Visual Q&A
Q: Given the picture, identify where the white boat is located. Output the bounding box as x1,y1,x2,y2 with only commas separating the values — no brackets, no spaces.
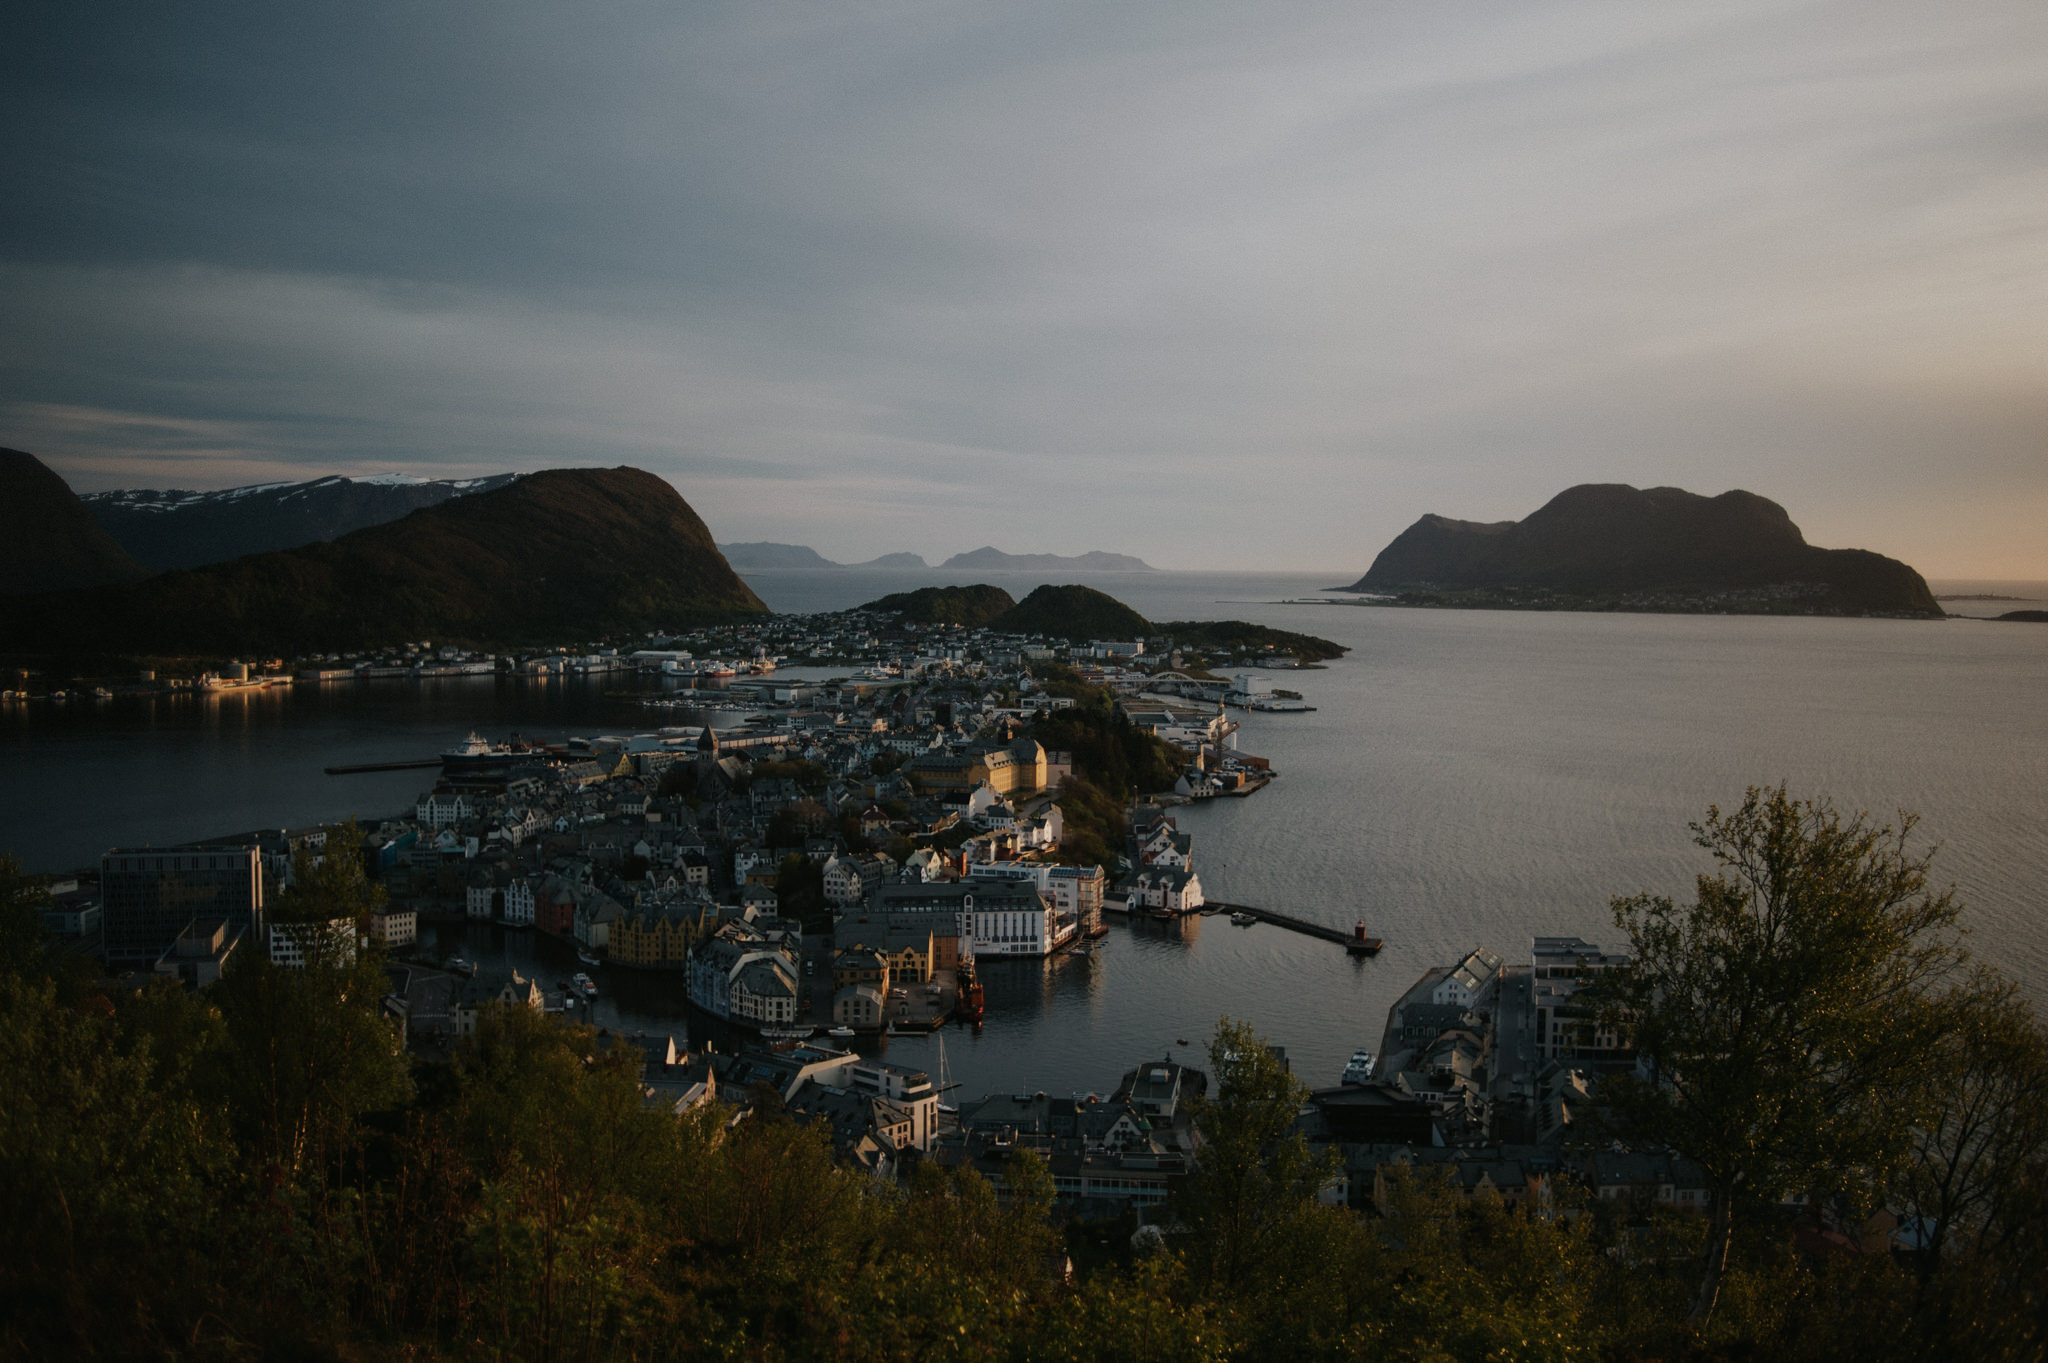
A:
826,1025,855,1039
571,972,598,999
1340,1048,1376,1085
1231,911,1257,926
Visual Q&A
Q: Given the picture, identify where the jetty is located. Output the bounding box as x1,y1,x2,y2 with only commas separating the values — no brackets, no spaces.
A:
325,758,442,775
1207,901,1383,955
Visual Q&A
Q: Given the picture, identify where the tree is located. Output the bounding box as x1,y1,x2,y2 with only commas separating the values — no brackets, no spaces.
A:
211,824,409,1174
1600,786,1968,1327
0,854,50,980
1177,1017,1335,1290
1894,978,2048,1286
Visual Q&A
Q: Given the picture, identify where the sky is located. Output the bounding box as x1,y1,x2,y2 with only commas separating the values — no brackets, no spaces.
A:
4,1,2046,574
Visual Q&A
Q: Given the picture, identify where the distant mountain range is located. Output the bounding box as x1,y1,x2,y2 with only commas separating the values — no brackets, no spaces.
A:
0,448,152,595
2,466,765,655
940,547,1153,572
1347,484,1940,617
718,543,1154,573
84,472,522,571
719,542,931,571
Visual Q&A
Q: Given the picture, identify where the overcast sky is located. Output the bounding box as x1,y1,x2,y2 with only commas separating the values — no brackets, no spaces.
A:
4,2,2045,573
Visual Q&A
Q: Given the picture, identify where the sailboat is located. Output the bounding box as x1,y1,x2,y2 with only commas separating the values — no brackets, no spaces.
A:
935,1032,959,1117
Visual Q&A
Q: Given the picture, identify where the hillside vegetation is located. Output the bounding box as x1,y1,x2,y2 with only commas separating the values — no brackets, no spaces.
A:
2,797,2044,1361
863,583,1017,626
0,448,151,595
0,466,766,655
1154,619,1347,663
995,583,1151,640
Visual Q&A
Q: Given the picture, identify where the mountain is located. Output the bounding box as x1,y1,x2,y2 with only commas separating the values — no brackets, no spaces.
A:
0,448,151,595
1347,484,1941,617
939,547,1153,572
719,543,931,571
0,466,766,655
863,584,1016,626
993,584,1153,640
84,473,522,571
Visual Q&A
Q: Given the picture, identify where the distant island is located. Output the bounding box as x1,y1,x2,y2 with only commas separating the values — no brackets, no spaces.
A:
1343,483,1941,618
719,542,931,571
1997,610,2048,623
1,466,766,656
717,543,1155,573
863,581,1346,660
939,547,1153,572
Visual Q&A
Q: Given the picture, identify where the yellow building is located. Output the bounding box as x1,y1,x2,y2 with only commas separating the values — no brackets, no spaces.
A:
911,738,1047,799
609,904,715,968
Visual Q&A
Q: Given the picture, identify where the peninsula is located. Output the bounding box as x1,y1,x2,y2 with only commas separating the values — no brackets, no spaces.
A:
1343,483,1941,617
0,465,766,656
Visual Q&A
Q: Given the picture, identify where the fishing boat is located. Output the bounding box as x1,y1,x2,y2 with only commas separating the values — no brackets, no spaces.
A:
955,959,985,1024
571,972,598,999
1231,911,1257,927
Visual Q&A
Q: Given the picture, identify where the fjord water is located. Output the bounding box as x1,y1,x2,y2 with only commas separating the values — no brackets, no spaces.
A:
2,570,2043,1103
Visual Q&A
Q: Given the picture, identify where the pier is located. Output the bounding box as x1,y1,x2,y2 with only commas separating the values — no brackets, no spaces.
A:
325,758,443,775
1207,901,1383,954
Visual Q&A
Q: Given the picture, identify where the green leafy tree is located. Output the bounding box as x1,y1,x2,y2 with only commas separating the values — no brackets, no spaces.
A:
211,825,410,1175
1599,786,1968,1327
0,854,49,979
1895,980,2048,1282
1177,1017,1336,1291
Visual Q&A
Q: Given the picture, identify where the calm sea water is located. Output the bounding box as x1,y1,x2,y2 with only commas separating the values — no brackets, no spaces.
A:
3,569,2043,1101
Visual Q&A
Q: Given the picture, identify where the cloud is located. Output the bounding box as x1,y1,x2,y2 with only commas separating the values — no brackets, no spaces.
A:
2,1,2046,571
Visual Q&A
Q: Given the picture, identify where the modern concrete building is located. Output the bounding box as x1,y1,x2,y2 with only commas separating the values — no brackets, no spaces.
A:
100,845,263,966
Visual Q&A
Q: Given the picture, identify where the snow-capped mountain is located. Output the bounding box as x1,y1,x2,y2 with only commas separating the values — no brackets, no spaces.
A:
83,473,521,571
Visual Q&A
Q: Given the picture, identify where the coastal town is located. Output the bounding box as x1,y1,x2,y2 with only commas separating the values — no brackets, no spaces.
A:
11,597,1753,1234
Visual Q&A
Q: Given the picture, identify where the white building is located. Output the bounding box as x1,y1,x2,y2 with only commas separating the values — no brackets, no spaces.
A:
416,790,474,828
268,917,358,969
958,885,1071,959
368,908,417,948
1126,866,1204,914
1432,947,1505,1009
501,876,535,927
686,923,801,1027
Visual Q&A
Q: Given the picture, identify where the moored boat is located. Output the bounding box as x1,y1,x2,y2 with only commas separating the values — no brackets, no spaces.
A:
442,731,516,773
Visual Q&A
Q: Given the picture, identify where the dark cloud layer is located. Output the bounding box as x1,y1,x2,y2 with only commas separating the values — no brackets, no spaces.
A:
4,1,2045,572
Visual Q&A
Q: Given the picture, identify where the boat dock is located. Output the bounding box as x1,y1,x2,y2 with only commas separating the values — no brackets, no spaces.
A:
1207,901,1383,954
325,758,443,775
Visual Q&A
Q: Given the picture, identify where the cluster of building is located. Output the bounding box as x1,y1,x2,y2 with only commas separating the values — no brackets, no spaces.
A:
1288,936,1706,1214
22,607,1349,1217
